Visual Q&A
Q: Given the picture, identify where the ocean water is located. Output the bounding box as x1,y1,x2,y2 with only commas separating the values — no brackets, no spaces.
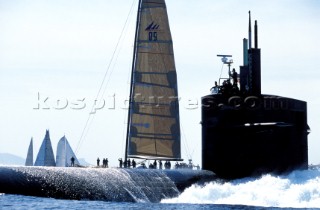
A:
1,168,320,209
0,194,290,210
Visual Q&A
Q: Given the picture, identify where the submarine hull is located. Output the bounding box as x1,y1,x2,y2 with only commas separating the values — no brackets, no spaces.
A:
0,166,215,202
201,94,309,179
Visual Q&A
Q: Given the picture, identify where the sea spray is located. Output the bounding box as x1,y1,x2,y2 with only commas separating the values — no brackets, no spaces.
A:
162,168,320,208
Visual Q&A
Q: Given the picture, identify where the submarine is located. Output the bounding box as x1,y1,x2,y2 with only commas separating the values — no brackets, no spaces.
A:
0,4,309,202
201,11,309,179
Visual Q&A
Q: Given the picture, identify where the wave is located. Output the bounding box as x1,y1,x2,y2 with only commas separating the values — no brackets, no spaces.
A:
162,168,320,208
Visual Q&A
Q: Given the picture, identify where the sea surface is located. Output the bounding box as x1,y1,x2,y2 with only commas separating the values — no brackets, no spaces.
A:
2,168,320,209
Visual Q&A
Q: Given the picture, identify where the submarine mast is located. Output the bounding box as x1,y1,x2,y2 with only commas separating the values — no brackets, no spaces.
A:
240,11,261,95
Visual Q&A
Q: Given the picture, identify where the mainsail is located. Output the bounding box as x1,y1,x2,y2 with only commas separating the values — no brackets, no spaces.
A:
126,0,181,160
34,130,56,166
25,138,33,166
56,136,80,167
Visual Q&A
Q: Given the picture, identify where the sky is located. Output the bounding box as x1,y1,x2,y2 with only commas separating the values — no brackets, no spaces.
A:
0,0,320,167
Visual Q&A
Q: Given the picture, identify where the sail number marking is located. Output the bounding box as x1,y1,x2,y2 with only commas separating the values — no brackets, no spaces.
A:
148,32,157,41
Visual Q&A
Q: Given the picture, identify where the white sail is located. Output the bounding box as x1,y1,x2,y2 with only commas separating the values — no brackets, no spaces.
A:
56,136,80,167
126,0,181,160
34,130,56,166
25,138,33,166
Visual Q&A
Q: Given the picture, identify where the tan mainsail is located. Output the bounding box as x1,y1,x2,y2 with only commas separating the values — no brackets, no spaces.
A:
126,0,181,160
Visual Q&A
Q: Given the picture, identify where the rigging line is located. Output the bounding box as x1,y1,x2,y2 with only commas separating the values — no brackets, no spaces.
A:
101,1,137,128
79,0,137,155
102,0,136,156
181,123,191,160
75,0,137,155
76,0,136,155
100,8,133,108
100,0,138,102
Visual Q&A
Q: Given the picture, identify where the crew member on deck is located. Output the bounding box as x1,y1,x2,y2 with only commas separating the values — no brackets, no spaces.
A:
221,79,232,94
127,159,131,168
97,157,100,167
70,156,75,167
149,163,154,169
105,158,108,168
175,162,179,169
210,81,219,94
118,158,123,168
159,160,163,169
230,68,238,86
196,164,200,170
132,159,136,168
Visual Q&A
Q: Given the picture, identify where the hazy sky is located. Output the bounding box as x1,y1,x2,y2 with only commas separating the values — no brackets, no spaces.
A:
0,0,319,166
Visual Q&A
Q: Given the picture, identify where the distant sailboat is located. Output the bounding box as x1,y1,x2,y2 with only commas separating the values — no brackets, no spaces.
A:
25,138,33,166
34,130,56,166
56,136,80,167
125,0,181,162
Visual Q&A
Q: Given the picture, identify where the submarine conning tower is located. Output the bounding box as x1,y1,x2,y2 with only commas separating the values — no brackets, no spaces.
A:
201,11,309,179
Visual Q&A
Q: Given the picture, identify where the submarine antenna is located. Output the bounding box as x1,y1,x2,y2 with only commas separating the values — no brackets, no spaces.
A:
248,10,252,49
254,20,258,48
217,54,233,76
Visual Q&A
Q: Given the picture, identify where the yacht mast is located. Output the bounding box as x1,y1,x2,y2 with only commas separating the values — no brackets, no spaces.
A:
125,0,142,165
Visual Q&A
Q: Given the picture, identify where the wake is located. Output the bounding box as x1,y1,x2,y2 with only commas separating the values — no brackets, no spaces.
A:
162,168,320,208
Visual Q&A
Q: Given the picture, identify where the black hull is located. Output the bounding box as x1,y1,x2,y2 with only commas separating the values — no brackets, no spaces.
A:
201,94,309,179
0,166,215,202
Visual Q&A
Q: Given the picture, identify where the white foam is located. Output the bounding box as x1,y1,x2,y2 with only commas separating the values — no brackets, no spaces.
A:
162,169,320,208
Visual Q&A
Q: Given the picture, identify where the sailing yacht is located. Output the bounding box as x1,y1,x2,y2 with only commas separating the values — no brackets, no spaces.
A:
125,0,181,163
34,130,56,166
25,138,33,166
56,136,80,167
